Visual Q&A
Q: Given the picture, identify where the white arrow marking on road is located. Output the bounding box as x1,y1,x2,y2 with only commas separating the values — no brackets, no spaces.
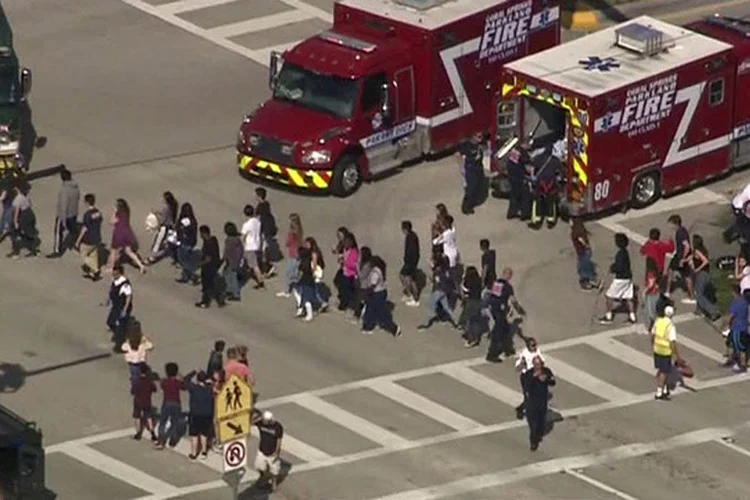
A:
157,0,236,15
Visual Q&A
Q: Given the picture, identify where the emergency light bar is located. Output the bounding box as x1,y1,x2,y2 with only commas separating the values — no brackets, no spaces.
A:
318,31,377,53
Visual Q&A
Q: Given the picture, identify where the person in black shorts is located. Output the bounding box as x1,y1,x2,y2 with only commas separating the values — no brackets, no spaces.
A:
666,214,695,303
399,220,420,307
184,371,215,459
131,364,157,442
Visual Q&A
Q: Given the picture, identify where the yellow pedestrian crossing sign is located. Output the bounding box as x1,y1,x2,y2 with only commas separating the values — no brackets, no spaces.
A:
215,374,253,422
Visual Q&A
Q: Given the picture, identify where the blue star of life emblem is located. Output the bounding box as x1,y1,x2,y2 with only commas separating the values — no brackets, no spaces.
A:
579,56,620,72
538,11,550,26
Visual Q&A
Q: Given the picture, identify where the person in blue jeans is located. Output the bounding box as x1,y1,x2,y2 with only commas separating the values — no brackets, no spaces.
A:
726,286,749,373
418,254,459,330
361,256,402,336
570,219,599,290
154,362,184,449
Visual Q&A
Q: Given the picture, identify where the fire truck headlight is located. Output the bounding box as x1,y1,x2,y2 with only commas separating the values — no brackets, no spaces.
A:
248,134,260,147
0,132,9,145
301,150,331,165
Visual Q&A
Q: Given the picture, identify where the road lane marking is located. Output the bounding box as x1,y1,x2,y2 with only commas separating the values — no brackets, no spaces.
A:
715,437,750,459
157,0,236,15
62,443,178,495
208,10,315,38
249,423,333,462
543,355,636,401
586,337,655,375
441,364,524,408
597,187,727,245
296,394,410,448
131,371,750,500
119,0,267,66
368,380,480,432
367,426,738,500
565,469,641,500
678,335,725,363
277,0,333,23
47,313,701,451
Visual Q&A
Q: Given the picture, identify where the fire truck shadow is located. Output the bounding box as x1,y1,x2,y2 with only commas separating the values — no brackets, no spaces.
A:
19,101,47,170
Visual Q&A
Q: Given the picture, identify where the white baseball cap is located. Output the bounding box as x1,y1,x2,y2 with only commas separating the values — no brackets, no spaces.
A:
664,305,675,318
262,411,273,421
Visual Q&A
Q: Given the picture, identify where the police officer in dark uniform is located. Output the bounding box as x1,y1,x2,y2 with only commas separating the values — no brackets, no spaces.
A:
458,131,486,215
506,140,531,220
485,267,526,363
525,356,556,451
528,153,562,229
106,264,133,350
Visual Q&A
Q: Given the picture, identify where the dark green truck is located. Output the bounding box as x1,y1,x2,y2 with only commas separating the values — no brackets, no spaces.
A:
0,3,31,171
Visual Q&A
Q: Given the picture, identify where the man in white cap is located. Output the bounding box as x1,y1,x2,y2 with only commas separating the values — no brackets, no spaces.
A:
254,410,283,491
651,305,682,400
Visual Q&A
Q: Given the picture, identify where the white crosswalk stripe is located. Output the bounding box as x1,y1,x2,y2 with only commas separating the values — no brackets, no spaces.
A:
48,314,748,499
119,0,330,67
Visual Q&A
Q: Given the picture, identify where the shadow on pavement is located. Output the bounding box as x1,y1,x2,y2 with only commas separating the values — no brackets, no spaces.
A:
19,101,48,171
238,461,292,500
0,353,112,393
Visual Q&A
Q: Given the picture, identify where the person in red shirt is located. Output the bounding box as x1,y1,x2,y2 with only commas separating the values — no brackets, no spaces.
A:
640,228,675,280
224,346,255,386
132,363,157,442
641,258,661,332
154,362,184,450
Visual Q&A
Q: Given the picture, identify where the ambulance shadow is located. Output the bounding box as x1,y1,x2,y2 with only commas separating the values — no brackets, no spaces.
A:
238,462,292,499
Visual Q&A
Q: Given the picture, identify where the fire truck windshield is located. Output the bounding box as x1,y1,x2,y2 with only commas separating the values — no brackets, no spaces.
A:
273,63,358,119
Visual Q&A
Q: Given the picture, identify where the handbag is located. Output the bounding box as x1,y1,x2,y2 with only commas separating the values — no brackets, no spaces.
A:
675,358,694,378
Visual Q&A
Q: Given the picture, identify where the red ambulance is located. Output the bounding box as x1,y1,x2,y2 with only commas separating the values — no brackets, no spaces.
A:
237,0,561,197
493,15,750,216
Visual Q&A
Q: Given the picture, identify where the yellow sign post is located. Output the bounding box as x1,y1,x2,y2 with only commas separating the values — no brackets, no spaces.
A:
215,374,253,444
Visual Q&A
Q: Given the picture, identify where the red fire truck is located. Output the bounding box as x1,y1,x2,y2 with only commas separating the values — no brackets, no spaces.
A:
237,0,561,197
493,15,750,216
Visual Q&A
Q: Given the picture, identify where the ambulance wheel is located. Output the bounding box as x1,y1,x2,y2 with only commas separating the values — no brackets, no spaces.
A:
631,172,660,209
331,155,362,198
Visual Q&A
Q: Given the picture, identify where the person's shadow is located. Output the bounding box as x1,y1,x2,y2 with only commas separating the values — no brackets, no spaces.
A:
238,461,292,499
19,101,47,170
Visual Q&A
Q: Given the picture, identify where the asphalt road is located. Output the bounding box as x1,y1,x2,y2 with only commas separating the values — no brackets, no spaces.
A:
3,0,750,499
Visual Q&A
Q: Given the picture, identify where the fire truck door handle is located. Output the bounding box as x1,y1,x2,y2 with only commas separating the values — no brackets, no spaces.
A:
613,174,621,182
439,97,454,108
702,128,710,137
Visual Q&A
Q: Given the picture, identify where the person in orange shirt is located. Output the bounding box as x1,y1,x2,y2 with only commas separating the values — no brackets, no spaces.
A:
224,346,255,386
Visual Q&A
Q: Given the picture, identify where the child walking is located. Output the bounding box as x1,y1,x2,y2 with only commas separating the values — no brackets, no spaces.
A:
599,233,636,324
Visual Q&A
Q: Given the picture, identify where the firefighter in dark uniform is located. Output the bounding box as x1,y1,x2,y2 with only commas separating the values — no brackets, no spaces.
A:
506,141,531,220
458,131,486,215
484,267,526,363
528,153,562,229
106,264,133,350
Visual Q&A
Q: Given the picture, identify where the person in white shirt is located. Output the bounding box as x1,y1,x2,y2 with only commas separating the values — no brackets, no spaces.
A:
432,215,459,269
724,183,750,245
120,325,154,387
514,337,544,419
241,204,265,289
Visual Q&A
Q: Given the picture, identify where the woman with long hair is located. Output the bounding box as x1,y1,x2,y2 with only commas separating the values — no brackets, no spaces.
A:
108,198,146,273
431,204,449,260
361,255,402,336
120,321,153,387
570,218,599,290
278,213,304,298
642,257,661,332
294,246,317,321
146,191,179,265
692,234,720,320
176,202,199,284
459,266,483,348
305,236,327,310
337,234,359,312
222,222,244,301
354,246,373,319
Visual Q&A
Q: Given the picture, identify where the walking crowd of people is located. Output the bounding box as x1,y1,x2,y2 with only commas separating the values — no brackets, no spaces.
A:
4,158,750,458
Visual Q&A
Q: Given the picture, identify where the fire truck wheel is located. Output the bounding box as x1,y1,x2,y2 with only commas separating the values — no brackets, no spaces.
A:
631,172,661,209
331,155,362,197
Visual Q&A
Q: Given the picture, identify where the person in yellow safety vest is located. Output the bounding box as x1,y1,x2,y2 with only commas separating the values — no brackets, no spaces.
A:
651,305,682,400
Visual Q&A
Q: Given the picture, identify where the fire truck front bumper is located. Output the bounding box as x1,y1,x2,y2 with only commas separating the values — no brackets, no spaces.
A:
237,153,333,192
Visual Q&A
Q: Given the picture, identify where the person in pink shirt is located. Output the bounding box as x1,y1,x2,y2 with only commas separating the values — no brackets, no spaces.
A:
336,233,359,312
277,214,304,298
224,346,255,386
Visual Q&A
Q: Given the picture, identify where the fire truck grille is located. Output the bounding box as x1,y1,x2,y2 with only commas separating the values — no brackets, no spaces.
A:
253,137,294,164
